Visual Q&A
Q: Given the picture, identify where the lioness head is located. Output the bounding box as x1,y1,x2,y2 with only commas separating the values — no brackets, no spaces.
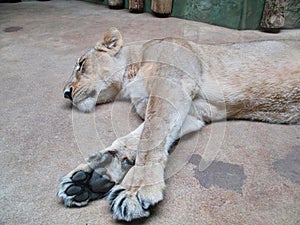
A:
63,28,125,112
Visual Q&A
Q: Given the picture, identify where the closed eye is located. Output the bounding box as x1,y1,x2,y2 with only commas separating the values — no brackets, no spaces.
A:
75,58,86,72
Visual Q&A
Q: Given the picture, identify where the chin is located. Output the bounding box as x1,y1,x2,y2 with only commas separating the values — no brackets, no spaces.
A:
75,97,97,113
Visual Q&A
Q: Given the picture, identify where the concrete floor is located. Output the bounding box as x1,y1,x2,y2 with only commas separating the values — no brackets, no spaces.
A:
1,1,300,224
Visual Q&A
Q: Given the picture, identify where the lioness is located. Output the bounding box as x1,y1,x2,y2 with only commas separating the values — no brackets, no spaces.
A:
58,28,300,221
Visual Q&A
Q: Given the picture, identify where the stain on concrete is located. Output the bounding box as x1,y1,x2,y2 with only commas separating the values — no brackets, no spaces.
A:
273,146,300,184
3,26,23,32
189,154,247,194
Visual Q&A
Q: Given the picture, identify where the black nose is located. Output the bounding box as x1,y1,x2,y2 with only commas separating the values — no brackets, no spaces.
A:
64,87,73,100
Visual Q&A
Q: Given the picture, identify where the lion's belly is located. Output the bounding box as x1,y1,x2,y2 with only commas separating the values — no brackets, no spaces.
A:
193,41,300,124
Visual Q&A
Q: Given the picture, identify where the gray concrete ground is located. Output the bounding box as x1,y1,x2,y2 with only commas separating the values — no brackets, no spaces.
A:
1,1,300,224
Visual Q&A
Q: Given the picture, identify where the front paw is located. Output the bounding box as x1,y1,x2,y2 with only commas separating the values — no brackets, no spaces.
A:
108,182,165,221
57,164,115,207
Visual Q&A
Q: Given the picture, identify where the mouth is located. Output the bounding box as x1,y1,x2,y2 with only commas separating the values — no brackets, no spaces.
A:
74,97,97,113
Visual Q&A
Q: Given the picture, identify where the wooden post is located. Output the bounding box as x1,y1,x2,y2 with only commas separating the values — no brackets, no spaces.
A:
129,0,144,13
108,0,124,9
151,0,173,17
260,0,287,33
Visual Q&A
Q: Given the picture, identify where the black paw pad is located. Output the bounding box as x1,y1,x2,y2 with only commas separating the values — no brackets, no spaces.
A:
89,171,115,193
65,170,115,203
71,170,88,182
66,185,82,196
73,192,89,202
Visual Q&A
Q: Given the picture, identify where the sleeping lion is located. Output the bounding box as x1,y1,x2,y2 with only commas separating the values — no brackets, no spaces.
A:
58,28,300,221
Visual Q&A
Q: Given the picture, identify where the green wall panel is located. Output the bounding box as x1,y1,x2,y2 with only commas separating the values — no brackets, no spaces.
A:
285,0,300,28
80,0,300,30
171,0,265,30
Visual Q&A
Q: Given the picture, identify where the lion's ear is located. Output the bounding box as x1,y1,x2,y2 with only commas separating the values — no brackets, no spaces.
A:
95,28,123,55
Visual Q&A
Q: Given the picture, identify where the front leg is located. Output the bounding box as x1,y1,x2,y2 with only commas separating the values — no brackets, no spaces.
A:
57,123,144,207
57,112,203,208
108,78,195,221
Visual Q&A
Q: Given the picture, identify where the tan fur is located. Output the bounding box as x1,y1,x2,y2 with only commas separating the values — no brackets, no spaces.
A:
60,28,300,221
